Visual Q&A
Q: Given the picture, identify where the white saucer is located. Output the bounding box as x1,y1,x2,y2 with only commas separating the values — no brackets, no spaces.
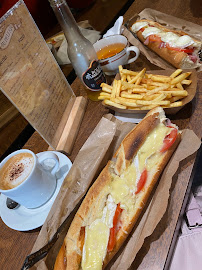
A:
0,151,72,231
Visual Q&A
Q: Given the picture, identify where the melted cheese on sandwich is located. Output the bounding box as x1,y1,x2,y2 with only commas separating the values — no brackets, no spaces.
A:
132,21,200,49
137,122,171,172
81,122,175,270
82,220,109,270
131,21,149,32
82,195,116,270
142,26,162,38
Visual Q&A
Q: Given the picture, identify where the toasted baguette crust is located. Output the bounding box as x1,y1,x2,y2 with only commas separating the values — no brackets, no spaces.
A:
54,243,66,270
54,107,181,270
114,112,159,175
132,19,201,69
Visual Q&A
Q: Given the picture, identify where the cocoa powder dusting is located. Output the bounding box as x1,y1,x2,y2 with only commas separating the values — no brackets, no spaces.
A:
9,163,24,181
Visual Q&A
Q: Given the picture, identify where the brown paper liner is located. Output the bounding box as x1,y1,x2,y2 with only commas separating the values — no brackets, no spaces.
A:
27,115,200,270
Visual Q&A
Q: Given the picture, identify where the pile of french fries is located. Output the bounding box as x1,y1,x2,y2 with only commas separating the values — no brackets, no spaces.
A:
99,66,192,110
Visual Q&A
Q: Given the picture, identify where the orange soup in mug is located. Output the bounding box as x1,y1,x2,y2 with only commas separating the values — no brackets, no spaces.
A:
96,43,126,60
94,35,140,75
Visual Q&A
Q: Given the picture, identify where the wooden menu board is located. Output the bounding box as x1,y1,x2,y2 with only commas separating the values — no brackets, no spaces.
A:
0,0,86,153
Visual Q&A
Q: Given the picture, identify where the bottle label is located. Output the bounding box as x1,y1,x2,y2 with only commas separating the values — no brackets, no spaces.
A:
82,60,106,91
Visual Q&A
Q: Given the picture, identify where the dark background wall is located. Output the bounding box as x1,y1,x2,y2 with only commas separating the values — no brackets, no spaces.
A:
0,0,57,36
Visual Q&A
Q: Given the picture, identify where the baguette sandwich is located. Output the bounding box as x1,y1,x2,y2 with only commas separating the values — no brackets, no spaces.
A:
131,19,201,69
54,107,181,270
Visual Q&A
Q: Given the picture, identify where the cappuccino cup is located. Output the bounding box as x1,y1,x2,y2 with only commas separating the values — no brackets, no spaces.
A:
0,149,59,208
94,34,140,75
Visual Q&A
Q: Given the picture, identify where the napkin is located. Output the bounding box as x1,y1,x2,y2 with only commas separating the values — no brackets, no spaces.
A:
103,16,124,37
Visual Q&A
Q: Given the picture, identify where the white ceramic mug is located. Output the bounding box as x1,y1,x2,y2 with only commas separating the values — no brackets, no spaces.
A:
0,149,59,208
93,34,140,75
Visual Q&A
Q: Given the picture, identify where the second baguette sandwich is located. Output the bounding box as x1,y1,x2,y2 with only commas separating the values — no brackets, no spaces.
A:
54,107,181,270
131,19,201,69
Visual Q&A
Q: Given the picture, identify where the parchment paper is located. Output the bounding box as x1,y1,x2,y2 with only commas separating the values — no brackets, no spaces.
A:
123,8,202,71
29,115,201,270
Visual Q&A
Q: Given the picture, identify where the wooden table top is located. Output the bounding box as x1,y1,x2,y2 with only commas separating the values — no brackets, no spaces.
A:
0,0,202,270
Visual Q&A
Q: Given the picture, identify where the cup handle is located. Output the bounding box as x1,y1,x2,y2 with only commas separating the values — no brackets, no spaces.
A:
38,152,59,176
126,46,140,64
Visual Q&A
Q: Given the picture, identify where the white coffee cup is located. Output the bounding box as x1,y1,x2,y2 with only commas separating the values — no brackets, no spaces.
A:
0,149,59,208
94,34,140,75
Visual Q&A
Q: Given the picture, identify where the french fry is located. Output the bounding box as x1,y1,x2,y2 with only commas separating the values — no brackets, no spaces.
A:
141,78,150,84
127,75,132,82
170,69,182,78
165,93,172,99
119,65,125,82
181,79,192,85
121,92,143,100
128,89,133,94
111,80,117,98
142,94,160,101
149,81,169,87
115,80,122,97
171,72,191,85
121,81,144,89
121,69,138,76
98,95,110,100
101,83,113,89
131,88,148,93
101,86,112,93
136,100,170,106
119,65,123,74
121,74,127,82
164,101,183,108
128,68,146,84
150,75,171,83
100,92,111,97
145,84,169,96
135,77,142,85
146,85,156,90
145,73,152,79
110,97,122,104
99,92,111,97
169,96,184,103
115,98,142,108
176,82,184,90
160,90,188,96
104,99,127,109
153,93,167,101
115,97,140,103
136,105,157,110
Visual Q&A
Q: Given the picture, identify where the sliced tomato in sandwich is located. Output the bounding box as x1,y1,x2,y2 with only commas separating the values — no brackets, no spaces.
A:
166,44,194,54
108,203,123,252
149,34,162,43
139,27,145,32
135,168,148,195
160,128,178,153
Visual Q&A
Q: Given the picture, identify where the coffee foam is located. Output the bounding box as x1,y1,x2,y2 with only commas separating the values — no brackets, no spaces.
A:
0,152,34,190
